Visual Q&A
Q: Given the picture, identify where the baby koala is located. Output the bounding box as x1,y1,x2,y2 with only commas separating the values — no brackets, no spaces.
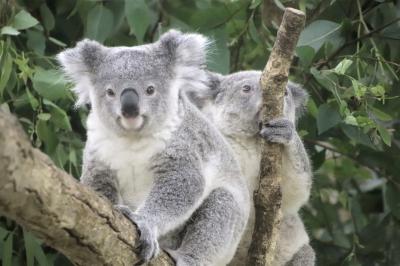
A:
194,70,315,266
57,30,250,266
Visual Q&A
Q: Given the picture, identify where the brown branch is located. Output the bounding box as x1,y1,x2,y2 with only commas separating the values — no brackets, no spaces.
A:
0,110,174,266
247,8,305,266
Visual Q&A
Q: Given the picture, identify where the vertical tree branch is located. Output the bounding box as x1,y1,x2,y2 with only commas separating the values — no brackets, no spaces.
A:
247,8,305,266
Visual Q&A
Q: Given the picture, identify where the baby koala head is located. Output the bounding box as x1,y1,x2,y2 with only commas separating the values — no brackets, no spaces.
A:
57,30,209,137
198,70,308,138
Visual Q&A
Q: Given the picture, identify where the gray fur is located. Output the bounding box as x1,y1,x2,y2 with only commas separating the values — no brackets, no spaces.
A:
57,30,249,266
286,244,316,266
195,70,314,266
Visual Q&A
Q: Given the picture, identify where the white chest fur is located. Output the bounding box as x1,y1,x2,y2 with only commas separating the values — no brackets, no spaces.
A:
227,136,261,193
86,114,175,210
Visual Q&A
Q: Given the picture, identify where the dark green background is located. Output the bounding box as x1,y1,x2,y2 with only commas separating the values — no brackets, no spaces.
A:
0,0,399,265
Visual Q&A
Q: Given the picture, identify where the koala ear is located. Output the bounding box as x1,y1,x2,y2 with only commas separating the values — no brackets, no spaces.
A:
287,81,309,117
187,71,223,108
159,29,210,68
57,39,106,106
159,29,212,98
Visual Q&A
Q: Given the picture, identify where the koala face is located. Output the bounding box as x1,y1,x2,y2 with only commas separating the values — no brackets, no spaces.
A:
57,30,209,136
208,71,263,137
90,49,175,135
201,71,308,137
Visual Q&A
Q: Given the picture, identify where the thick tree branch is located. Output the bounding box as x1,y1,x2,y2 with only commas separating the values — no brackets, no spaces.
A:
247,8,305,266
0,110,173,266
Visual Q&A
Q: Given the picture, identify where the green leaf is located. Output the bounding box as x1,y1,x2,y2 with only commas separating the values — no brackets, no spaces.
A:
125,0,150,43
12,10,39,30
24,230,35,266
2,233,13,266
32,68,68,101
298,20,343,52
369,106,392,121
350,197,368,232
24,230,49,266
33,242,49,266
377,124,391,146
40,4,55,31
386,183,400,220
370,85,385,98
36,119,57,154
0,26,20,36
334,59,353,75
43,99,72,131
307,98,318,118
37,113,51,121
249,0,262,9
0,52,13,97
296,46,315,67
26,88,39,109
351,78,367,99
27,30,46,55
341,124,376,149
317,103,341,134
248,16,261,44
344,115,358,126
85,4,114,43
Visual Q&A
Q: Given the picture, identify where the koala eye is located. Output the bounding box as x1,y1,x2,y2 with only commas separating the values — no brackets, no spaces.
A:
146,85,155,96
242,85,252,93
106,88,115,97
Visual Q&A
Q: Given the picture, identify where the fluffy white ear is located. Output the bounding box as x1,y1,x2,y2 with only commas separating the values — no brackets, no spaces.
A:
159,29,212,98
287,81,309,118
187,71,223,108
56,39,106,106
159,29,210,68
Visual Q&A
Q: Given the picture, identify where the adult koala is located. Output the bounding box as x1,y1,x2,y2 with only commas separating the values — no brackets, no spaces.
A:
196,71,315,266
57,30,249,266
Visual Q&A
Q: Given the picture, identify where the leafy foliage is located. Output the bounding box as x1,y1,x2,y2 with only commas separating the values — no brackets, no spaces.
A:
0,0,399,265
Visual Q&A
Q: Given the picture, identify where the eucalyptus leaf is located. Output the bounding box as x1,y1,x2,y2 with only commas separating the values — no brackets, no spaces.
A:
298,20,343,52
125,0,150,43
32,68,68,101
12,10,39,30
317,103,342,134
85,4,114,43
0,26,20,36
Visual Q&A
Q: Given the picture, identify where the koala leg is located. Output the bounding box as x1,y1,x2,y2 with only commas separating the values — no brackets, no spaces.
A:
285,244,315,266
165,188,246,266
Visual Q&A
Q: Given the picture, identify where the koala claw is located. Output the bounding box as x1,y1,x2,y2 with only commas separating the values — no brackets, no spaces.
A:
114,205,160,264
260,118,294,144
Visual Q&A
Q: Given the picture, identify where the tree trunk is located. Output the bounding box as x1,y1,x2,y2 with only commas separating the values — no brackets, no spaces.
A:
0,110,173,266
247,8,306,266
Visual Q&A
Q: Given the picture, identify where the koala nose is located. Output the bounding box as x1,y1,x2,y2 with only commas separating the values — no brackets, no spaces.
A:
120,88,139,118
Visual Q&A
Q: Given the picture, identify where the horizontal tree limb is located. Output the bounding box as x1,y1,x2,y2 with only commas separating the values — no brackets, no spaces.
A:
0,110,173,266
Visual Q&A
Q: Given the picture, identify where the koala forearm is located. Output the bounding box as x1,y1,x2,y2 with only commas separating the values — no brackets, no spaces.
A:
81,158,120,205
136,171,204,235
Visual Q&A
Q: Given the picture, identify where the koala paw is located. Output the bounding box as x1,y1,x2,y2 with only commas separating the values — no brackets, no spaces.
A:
114,205,160,265
165,249,201,266
260,118,294,145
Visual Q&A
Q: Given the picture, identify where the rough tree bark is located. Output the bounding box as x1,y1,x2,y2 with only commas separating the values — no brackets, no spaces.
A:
247,8,305,266
0,109,173,266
